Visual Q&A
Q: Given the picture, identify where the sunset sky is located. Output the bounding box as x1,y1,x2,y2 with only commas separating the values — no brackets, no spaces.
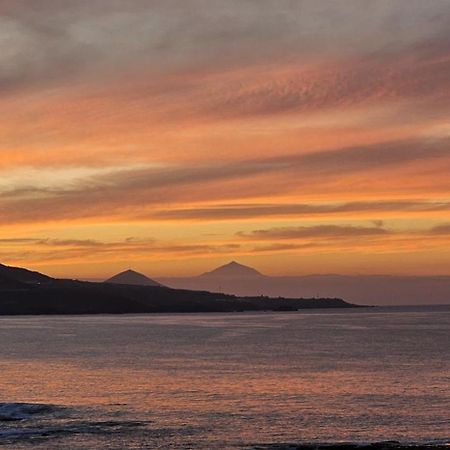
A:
1,0,450,278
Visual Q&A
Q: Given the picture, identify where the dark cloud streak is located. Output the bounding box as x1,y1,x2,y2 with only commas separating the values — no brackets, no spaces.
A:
238,225,390,240
1,137,449,224
151,200,450,221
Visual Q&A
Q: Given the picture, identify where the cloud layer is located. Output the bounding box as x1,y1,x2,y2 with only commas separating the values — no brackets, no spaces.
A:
0,0,449,277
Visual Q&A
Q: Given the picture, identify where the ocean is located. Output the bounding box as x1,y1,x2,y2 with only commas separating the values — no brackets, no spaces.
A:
0,306,449,449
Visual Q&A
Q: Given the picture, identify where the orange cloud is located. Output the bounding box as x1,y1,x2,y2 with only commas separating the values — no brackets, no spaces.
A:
1,1,449,277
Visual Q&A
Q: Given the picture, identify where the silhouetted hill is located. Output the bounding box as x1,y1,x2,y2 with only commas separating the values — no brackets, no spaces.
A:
105,269,162,287
0,263,51,284
0,273,28,290
0,264,357,315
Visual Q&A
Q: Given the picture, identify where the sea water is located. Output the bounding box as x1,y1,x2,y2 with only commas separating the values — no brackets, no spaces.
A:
0,306,449,449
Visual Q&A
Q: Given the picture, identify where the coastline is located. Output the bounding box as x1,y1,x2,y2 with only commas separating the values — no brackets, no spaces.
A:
0,279,357,315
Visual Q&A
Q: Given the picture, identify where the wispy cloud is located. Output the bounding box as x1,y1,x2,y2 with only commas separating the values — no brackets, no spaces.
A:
1,137,449,225
238,225,390,240
152,200,450,221
0,236,242,265
430,223,450,234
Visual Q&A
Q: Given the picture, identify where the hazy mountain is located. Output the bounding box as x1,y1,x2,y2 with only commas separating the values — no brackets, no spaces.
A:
200,261,263,278
158,262,450,306
0,263,51,284
105,269,163,287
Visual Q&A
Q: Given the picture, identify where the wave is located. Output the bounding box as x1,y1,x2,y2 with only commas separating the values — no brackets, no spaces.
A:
0,421,147,439
0,403,57,422
0,403,148,444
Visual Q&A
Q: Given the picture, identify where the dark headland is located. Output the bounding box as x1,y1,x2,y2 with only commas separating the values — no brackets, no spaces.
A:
0,263,358,315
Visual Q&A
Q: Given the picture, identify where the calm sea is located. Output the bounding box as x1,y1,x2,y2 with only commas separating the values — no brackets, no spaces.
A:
0,306,449,449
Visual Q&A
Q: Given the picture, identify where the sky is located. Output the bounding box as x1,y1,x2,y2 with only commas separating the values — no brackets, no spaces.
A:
1,0,450,279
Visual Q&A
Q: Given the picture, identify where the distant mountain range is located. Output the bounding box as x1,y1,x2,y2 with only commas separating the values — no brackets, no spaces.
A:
0,263,355,315
157,261,450,306
4,260,446,311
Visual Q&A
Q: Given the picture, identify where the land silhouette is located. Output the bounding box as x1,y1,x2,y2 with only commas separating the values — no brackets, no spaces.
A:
0,263,355,315
157,261,450,306
105,269,162,287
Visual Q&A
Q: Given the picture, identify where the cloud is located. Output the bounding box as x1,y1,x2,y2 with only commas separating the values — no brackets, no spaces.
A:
251,242,321,253
151,200,450,221
1,1,449,277
1,2,449,180
430,223,450,235
2,224,449,269
1,0,449,95
238,225,390,240
196,53,450,121
0,235,242,265
0,136,449,225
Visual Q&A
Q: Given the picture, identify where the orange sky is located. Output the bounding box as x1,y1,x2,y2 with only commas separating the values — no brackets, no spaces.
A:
1,0,449,278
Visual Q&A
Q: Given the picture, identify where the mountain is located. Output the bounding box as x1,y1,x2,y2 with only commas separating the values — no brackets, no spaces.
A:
200,261,263,278
157,263,450,306
0,262,360,315
0,273,28,290
0,263,356,315
0,263,51,284
105,269,162,287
